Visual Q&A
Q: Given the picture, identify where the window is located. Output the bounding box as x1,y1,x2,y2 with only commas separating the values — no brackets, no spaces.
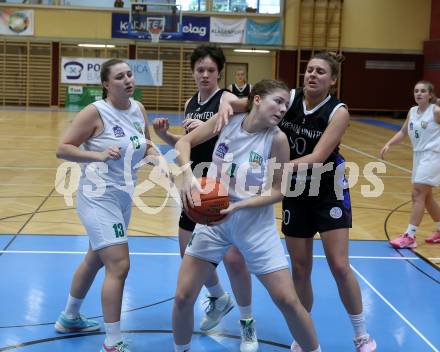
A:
211,0,280,14
176,0,206,11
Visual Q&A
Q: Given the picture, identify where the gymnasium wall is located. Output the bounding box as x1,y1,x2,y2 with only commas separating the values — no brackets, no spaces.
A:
0,1,434,111
282,0,431,111
424,0,440,92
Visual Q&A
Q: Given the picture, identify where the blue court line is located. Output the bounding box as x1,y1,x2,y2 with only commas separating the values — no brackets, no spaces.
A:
354,117,403,131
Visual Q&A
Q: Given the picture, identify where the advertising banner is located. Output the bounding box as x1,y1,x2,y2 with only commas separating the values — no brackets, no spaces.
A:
181,16,209,41
112,13,184,41
61,58,163,86
0,9,34,36
65,86,142,110
210,17,246,43
246,19,281,45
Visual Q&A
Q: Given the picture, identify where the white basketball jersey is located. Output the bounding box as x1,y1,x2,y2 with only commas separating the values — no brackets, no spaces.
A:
408,104,440,152
208,113,278,201
79,99,147,191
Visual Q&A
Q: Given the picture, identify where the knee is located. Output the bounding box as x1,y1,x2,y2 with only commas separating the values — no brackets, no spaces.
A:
174,290,197,311
411,187,426,203
329,261,351,282
106,257,130,280
291,259,312,281
224,248,247,275
272,292,302,313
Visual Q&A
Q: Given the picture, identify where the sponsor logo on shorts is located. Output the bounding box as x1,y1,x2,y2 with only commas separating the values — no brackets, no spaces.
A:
215,143,229,159
329,207,342,219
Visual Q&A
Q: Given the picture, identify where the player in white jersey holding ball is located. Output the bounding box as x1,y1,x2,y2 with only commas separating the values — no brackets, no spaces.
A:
172,79,321,352
381,80,440,247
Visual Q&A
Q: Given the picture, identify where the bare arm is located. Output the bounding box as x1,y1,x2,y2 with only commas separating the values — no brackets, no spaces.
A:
152,99,192,147
175,114,223,208
137,102,161,157
56,104,121,162
380,112,409,159
289,106,350,168
434,105,440,124
223,130,290,213
215,92,248,133
175,113,221,167
152,117,182,147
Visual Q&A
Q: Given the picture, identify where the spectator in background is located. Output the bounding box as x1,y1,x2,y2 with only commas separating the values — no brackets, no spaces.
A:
228,69,252,99
114,0,124,8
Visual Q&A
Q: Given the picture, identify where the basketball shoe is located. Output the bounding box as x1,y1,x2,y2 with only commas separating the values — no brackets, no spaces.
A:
101,340,130,352
200,292,234,331
389,233,417,248
55,312,100,333
354,335,377,352
425,230,440,243
239,318,258,352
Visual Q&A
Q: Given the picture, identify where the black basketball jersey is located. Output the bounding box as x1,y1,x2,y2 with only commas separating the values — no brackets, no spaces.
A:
279,88,347,181
231,83,251,98
185,89,225,175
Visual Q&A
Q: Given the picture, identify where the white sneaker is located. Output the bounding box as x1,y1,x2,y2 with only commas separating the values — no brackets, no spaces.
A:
199,293,234,331
239,319,259,352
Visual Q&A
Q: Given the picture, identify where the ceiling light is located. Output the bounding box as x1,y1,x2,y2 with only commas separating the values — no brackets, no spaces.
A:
78,44,116,48
233,49,270,54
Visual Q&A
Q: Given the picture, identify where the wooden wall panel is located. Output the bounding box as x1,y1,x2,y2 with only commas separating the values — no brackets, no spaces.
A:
0,40,51,107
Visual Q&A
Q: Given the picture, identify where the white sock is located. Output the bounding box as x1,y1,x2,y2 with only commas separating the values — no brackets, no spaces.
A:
349,312,368,338
174,343,191,352
64,294,83,318
309,346,321,352
104,321,122,347
405,224,417,237
436,221,440,230
205,282,225,298
238,304,253,320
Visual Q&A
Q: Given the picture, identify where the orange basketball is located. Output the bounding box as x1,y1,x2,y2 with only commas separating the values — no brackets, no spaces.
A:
184,177,229,225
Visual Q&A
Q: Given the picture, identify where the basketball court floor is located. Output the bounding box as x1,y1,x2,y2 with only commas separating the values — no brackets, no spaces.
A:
0,109,439,351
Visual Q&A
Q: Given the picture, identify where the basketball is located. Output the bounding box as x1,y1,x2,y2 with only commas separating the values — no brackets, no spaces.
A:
184,177,229,225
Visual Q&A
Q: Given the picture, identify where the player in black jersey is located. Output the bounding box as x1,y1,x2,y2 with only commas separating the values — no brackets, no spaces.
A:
228,69,252,98
217,52,376,352
280,52,376,352
153,44,257,352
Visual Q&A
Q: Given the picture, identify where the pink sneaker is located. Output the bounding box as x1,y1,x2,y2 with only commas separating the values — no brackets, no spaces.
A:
425,230,440,244
100,341,130,352
354,335,377,352
290,341,303,352
389,233,417,248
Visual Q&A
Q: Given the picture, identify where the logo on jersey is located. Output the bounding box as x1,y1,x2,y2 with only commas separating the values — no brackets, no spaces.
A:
133,121,143,134
421,121,428,129
215,143,229,159
226,163,237,178
409,122,413,130
249,151,263,168
113,125,125,137
329,207,342,219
